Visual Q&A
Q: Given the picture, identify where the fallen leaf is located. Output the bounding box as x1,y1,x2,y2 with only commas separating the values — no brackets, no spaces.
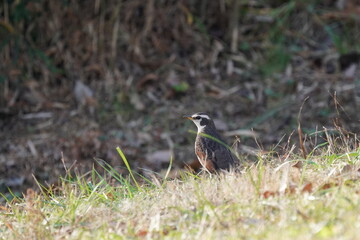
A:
224,129,258,138
320,182,338,190
263,190,278,199
145,150,172,168
0,205,10,212
297,209,309,220
5,176,25,187
302,183,313,193
136,73,158,90
285,184,296,195
130,92,145,110
74,80,96,106
136,229,148,237
343,63,357,79
293,161,303,169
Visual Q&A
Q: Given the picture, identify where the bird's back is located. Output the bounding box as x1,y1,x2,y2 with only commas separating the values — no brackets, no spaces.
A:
196,127,237,170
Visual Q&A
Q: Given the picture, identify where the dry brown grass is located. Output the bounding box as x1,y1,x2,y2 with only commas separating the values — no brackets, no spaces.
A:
1,142,360,239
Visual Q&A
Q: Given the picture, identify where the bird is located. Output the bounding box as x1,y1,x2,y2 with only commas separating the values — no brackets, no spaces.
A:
183,112,237,172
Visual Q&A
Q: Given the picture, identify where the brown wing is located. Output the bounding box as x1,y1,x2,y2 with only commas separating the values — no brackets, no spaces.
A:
198,136,237,170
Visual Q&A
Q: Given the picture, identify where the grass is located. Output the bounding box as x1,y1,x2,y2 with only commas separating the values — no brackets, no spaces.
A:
1,143,360,239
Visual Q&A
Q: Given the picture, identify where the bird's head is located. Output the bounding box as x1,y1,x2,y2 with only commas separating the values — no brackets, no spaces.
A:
183,112,214,132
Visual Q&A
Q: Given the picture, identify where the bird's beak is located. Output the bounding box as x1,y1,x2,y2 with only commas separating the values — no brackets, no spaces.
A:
183,115,193,120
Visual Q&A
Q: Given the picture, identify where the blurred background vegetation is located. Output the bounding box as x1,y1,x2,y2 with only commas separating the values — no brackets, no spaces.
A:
1,0,359,197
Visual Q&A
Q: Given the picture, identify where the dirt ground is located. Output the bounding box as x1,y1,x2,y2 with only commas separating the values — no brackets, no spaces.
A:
1,1,359,197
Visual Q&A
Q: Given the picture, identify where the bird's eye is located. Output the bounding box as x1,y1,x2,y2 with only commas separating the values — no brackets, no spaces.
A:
194,116,200,120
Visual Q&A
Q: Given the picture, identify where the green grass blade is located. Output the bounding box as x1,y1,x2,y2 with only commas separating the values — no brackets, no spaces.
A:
116,146,141,191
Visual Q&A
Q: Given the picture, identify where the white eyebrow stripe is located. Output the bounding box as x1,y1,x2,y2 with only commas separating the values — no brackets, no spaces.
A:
197,114,210,119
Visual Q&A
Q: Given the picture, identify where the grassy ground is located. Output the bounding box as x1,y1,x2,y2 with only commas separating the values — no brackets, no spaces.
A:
1,143,359,239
